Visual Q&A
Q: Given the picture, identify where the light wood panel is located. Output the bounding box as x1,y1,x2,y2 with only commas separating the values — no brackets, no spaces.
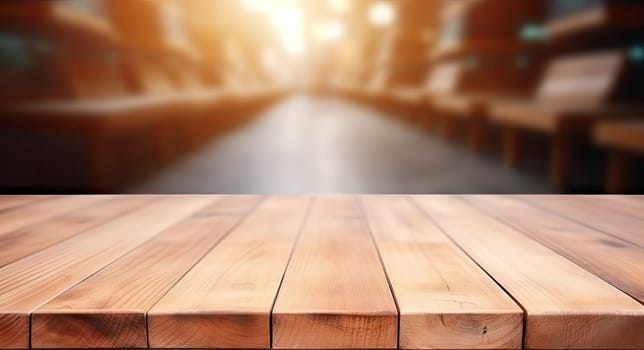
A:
0,196,155,268
362,196,523,350
148,196,311,349
522,195,644,247
413,195,644,350
0,196,215,349
31,196,261,349
199,195,265,215
466,195,644,304
0,196,108,237
272,197,397,349
0,196,51,212
595,195,644,219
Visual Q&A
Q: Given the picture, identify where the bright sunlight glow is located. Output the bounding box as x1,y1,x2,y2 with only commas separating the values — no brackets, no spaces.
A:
369,1,395,27
328,0,352,14
314,21,345,42
242,0,306,57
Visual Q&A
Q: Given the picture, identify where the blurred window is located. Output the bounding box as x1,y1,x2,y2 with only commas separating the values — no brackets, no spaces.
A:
0,33,33,69
0,31,56,101
160,4,189,44
56,0,105,17
519,24,547,42
439,15,465,45
549,0,605,19
629,45,644,63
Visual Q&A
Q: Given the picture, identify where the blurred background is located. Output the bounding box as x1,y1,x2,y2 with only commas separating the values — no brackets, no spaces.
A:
0,0,643,194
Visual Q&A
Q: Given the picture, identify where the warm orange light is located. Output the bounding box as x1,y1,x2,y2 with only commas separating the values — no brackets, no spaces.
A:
328,0,351,14
271,7,305,56
314,21,345,42
240,0,306,57
368,1,395,27
241,0,265,12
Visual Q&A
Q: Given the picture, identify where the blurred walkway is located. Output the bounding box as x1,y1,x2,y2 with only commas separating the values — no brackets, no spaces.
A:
130,95,553,193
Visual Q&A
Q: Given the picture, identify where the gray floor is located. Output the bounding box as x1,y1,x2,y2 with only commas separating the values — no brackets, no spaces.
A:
130,95,553,194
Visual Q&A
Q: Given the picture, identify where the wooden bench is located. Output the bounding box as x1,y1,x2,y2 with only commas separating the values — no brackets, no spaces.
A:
488,50,635,189
595,120,644,193
428,0,547,152
380,17,438,120
430,56,544,152
0,3,154,191
0,2,225,192
547,0,644,39
424,62,467,135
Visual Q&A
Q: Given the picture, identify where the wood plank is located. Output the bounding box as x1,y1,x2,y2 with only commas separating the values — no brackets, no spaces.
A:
582,196,644,221
0,196,215,349
465,195,644,304
31,196,261,349
0,196,51,212
148,196,310,349
272,197,397,350
361,196,523,350
412,195,644,350
200,195,265,215
0,196,109,237
521,195,644,247
595,196,644,220
0,196,156,268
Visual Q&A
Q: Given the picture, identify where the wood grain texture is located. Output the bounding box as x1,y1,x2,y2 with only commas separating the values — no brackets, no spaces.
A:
0,196,51,212
31,196,261,349
148,196,310,349
362,196,523,350
413,196,644,350
0,196,155,268
521,196,644,247
0,196,215,349
466,196,644,304
272,197,397,349
595,195,644,220
0,196,108,237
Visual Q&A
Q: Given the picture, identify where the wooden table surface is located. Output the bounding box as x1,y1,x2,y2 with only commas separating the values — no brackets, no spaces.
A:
0,195,642,350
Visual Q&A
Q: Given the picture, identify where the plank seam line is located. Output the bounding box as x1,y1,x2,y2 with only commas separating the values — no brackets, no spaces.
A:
268,196,315,350
144,195,266,348
407,195,529,350
0,197,155,270
358,196,401,350
468,196,644,306
26,196,219,349
0,196,108,240
516,196,643,248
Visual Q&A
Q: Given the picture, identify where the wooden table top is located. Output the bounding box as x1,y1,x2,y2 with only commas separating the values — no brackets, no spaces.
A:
0,195,642,350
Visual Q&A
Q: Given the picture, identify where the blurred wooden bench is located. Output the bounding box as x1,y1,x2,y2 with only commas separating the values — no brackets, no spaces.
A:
381,24,437,121
547,0,644,39
0,2,223,191
488,50,634,189
424,62,466,135
427,0,547,152
595,120,644,193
